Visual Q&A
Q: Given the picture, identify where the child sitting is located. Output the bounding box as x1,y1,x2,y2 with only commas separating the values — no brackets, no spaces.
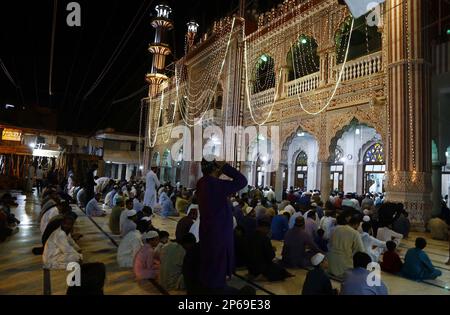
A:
380,241,403,274
401,238,442,281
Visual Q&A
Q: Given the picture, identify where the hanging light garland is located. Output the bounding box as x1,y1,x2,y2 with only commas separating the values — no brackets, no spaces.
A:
175,17,237,127
292,18,354,116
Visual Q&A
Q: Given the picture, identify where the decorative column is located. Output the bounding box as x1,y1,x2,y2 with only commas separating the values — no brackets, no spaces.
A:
275,163,286,201
385,0,432,230
318,160,331,202
318,50,329,87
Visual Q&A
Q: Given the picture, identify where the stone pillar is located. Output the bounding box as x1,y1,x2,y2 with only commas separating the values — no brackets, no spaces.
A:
385,0,432,230
318,160,331,202
327,51,336,84
431,163,444,217
275,164,286,201
356,163,364,195
319,51,329,87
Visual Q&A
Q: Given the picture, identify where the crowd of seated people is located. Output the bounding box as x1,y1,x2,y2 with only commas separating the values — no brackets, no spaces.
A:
3,161,449,296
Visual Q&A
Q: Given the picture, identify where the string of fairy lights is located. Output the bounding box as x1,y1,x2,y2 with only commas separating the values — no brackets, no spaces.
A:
147,0,385,146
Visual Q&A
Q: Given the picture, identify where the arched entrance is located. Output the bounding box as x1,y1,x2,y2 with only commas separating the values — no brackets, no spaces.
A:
282,130,319,192
329,120,384,194
362,142,386,194
294,151,308,190
160,149,172,184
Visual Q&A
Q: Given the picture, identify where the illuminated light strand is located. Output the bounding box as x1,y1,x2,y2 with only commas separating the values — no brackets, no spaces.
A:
175,17,237,127
293,18,354,116
175,20,234,114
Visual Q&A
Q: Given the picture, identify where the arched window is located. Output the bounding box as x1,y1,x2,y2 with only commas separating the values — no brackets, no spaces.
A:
253,54,275,94
335,16,382,64
364,143,385,164
287,35,320,81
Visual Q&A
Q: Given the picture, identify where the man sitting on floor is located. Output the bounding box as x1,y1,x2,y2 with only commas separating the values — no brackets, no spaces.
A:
109,197,125,235
401,237,442,281
43,215,83,270
120,210,138,238
428,216,449,241
117,223,144,268
134,231,161,281
246,218,292,282
86,193,106,217
159,235,191,291
302,253,338,295
327,215,365,278
40,201,70,235
341,252,388,295
175,205,198,242
282,216,321,268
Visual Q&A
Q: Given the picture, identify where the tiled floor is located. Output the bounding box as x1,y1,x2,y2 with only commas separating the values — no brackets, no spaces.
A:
1,192,450,295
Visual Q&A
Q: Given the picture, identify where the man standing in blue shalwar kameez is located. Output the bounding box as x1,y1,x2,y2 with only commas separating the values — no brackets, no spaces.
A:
197,159,247,294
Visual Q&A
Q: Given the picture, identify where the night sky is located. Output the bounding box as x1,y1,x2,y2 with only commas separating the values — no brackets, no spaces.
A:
0,0,284,135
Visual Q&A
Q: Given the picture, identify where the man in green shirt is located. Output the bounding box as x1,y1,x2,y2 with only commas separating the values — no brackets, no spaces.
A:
109,197,125,235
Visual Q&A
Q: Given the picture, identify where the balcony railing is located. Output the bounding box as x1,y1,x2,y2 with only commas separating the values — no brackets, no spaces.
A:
284,72,320,98
335,51,383,82
249,87,276,108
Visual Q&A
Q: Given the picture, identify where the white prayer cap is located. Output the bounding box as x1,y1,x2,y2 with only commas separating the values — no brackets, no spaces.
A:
232,201,239,207
143,231,159,240
141,216,152,222
187,204,199,216
284,205,295,216
243,206,254,216
127,210,137,218
363,215,371,223
311,253,326,266
311,203,318,207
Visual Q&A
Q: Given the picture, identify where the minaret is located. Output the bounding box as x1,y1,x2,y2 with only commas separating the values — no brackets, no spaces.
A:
146,2,174,97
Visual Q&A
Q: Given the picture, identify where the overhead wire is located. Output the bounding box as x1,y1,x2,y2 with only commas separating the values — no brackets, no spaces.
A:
82,0,154,100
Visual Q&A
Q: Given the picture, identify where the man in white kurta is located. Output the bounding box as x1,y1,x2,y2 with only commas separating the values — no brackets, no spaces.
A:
43,224,82,270
117,228,143,268
327,219,366,277
95,177,111,194
144,168,160,208
40,205,60,234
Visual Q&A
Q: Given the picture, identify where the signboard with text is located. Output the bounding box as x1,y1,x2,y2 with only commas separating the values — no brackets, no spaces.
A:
1,129,22,142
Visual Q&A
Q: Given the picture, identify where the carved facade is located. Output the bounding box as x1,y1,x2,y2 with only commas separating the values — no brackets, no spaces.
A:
145,0,441,229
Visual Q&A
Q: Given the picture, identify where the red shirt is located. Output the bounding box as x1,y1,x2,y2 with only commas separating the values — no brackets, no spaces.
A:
381,251,403,274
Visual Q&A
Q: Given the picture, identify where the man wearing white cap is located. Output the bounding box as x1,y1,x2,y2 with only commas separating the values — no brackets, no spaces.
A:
120,210,138,238
302,253,337,295
134,231,160,281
